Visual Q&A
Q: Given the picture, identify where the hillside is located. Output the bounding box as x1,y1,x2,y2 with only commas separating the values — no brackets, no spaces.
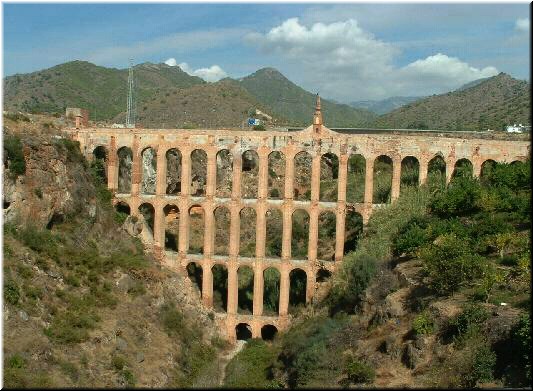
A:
4,61,204,121
373,73,531,131
238,68,378,127
350,96,423,115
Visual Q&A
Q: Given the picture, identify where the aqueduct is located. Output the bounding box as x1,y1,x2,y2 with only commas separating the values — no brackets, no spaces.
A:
67,97,529,341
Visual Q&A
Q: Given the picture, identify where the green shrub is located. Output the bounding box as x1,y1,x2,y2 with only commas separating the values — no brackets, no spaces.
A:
4,134,26,178
413,311,434,335
430,176,481,217
34,188,43,199
393,216,432,256
513,313,531,382
4,112,30,122
343,358,375,385
160,302,185,337
122,369,136,387
4,279,21,305
7,354,26,369
465,343,496,387
111,355,128,371
451,304,490,339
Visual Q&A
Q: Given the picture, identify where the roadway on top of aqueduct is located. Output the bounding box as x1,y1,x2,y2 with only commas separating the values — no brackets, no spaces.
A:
67,97,530,342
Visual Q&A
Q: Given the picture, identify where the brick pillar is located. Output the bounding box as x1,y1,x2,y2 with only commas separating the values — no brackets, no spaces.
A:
305,268,315,304
281,203,292,259
227,264,238,315
311,154,321,202
229,203,240,257
446,158,456,184
284,152,295,199
279,264,290,316
108,136,118,192
258,148,269,199
419,157,428,185
364,157,374,204
473,161,482,178
337,154,348,203
181,148,191,196
253,262,264,316
308,206,319,261
204,204,215,256
131,136,141,196
334,205,346,261
202,261,213,307
206,149,216,198
156,144,167,196
256,202,266,258
391,156,402,202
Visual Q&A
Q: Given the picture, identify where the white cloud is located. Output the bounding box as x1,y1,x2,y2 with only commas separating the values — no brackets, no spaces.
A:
515,17,529,33
164,59,228,82
247,18,500,100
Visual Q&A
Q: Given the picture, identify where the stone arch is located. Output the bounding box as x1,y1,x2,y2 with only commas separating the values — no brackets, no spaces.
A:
212,264,228,313
188,204,204,254
373,155,393,203
186,262,202,296
401,156,420,191
92,145,107,183
190,149,207,196
114,201,130,216
268,151,285,199
294,151,312,200
141,146,157,195
480,159,497,181
214,206,231,256
344,210,363,254
453,158,473,179
289,268,307,314
138,203,155,241
237,265,254,314
291,209,309,260
216,149,233,198
166,148,182,195
317,211,336,261
261,325,278,341
346,154,365,203
163,204,180,252
239,207,256,257
427,154,446,187
117,146,132,193
263,267,280,315
265,209,283,258
241,150,259,199
320,152,339,202
235,323,252,341
316,268,332,283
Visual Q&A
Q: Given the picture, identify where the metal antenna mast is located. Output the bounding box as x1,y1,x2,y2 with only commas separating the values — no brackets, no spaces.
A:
126,59,136,128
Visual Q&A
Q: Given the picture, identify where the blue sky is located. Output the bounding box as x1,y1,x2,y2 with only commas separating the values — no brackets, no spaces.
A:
3,3,530,102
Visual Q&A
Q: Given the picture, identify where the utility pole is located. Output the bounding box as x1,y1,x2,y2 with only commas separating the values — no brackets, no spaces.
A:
126,59,136,128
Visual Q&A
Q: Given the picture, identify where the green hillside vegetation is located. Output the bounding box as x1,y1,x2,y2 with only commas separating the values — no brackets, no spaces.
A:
224,160,531,388
373,73,531,131
239,68,377,127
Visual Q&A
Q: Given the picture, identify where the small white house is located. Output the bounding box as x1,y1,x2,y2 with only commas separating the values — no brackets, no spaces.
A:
506,123,525,133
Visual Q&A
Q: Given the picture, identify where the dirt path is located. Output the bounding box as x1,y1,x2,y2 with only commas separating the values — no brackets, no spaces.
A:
218,340,246,386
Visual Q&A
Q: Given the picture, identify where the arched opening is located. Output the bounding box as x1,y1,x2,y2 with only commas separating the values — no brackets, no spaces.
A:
320,152,339,202
373,155,393,204
317,211,336,261
212,264,228,313
236,323,252,341
268,151,285,199
261,325,278,341
241,150,259,199
216,149,233,198
164,204,180,252
401,156,419,192
138,203,155,240
214,206,231,256
316,268,332,283
346,154,365,203
141,147,157,195
239,207,256,257
344,210,364,254
263,267,280,315
427,154,446,188
117,146,132,193
453,158,473,179
480,159,497,182
291,209,309,259
265,209,283,258
115,201,130,215
237,266,254,314
188,205,204,254
92,146,107,184
294,151,312,200
186,262,202,296
289,268,307,314
190,149,207,196
166,148,182,195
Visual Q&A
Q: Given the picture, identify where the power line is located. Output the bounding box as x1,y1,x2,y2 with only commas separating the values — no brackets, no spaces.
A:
126,59,136,128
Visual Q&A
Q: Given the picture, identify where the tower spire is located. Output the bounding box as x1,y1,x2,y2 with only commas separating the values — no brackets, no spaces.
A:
313,93,322,130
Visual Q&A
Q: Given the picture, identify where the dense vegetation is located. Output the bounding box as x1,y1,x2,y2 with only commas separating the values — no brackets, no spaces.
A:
224,160,531,388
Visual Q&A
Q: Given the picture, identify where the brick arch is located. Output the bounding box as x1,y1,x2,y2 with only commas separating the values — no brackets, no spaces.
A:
400,155,420,191
237,265,254,314
294,151,312,201
186,262,203,296
241,149,259,199
373,155,393,204
165,148,182,195
291,209,309,260
216,148,233,198
213,205,231,256
239,207,257,257
138,202,155,241
261,324,278,340
268,150,286,200
190,149,208,196
117,146,133,193
141,146,157,195
453,158,473,179
188,204,205,254
289,268,307,313
320,152,339,202
163,204,180,252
